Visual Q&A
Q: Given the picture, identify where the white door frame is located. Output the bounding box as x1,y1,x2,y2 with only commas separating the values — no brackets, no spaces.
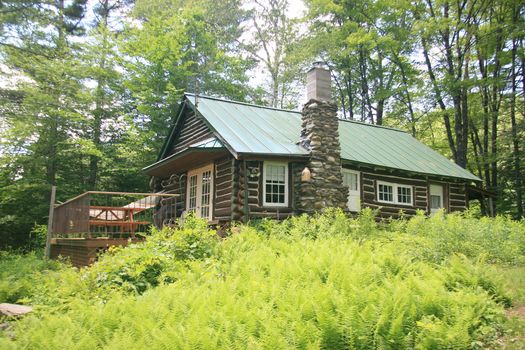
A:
186,163,214,221
342,169,361,212
429,183,444,214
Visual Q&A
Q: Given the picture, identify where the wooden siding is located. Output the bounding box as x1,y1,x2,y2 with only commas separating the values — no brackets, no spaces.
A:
360,172,428,218
214,156,234,222
231,160,295,221
449,183,468,212
50,239,138,268
168,111,214,156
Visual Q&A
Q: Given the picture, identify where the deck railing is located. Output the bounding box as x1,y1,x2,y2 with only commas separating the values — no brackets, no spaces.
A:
51,191,180,239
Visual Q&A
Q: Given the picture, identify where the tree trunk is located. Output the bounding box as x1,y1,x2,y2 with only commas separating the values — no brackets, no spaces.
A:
511,37,523,218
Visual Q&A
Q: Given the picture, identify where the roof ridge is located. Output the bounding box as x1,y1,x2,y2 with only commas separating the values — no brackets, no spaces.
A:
184,92,301,114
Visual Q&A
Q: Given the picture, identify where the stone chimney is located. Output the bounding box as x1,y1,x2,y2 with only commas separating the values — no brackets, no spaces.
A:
298,63,347,213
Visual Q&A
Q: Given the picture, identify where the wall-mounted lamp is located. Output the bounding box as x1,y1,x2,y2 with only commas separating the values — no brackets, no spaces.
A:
301,167,312,182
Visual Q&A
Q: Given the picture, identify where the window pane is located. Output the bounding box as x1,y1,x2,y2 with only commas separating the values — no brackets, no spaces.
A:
430,195,441,209
265,164,287,204
397,186,412,204
188,175,198,211
378,184,393,202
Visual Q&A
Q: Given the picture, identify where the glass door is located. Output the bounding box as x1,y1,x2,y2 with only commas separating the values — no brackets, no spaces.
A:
186,164,214,221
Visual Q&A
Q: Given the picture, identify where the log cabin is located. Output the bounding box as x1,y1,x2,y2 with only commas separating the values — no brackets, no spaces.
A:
144,64,488,224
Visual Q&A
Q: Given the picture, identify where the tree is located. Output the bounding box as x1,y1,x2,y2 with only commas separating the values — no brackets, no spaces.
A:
242,0,302,108
121,0,252,153
0,0,89,248
304,0,415,124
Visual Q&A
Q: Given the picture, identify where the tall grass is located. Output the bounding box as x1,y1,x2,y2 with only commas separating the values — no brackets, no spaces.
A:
1,210,523,349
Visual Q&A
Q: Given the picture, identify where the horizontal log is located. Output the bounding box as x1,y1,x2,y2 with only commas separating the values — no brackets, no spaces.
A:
214,208,231,217
363,173,426,185
248,212,294,219
364,201,417,212
362,179,375,186
363,185,375,193
363,192,375,202
249,206,293,214
449,199,466,207
216,187,233,198
215,181,233,192
215,197,231,206
450,194,466,201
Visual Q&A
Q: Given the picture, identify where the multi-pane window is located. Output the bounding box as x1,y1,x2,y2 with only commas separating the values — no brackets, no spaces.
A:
377,181,413,205
200,170,212,219
263,162,288,206
188,175,198,211
397,186,412,204
378,183,393,202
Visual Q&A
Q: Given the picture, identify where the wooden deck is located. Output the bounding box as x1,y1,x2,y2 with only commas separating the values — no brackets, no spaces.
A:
50,238,143,268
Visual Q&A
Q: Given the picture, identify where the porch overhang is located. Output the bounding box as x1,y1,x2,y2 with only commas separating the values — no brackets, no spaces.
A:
143,146,229,177
467,185,496,201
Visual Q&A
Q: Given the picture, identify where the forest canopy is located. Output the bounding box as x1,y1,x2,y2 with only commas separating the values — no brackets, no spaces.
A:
0,0,524,249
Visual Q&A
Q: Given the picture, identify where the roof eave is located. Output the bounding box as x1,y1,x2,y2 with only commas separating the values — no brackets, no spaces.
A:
143,146,227,173
341,159,481,183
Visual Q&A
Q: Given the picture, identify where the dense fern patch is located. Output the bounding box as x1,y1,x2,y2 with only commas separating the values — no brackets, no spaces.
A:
1,210,524,349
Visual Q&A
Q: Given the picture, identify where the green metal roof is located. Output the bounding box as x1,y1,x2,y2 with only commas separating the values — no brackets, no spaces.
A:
184,93,480,182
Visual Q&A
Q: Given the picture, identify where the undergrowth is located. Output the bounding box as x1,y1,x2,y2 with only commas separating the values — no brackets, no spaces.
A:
0,209,524,349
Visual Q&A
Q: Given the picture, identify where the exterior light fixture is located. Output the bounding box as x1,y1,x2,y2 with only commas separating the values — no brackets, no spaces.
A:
301,167,312,182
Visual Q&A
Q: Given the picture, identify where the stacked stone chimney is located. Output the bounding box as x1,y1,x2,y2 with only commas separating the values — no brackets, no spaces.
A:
298,63,347,213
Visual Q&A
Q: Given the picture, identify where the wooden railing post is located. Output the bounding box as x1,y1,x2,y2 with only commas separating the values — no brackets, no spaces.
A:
45,185,56,259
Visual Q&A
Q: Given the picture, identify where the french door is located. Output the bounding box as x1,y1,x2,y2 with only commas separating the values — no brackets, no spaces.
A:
186,164,214,221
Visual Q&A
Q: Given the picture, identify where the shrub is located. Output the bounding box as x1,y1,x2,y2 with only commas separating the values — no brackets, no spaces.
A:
1,232,509,349
0,251,86,312
1,211,523,349
83,214,218,295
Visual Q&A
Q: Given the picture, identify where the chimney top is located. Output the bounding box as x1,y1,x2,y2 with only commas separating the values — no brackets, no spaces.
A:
306,63,331,102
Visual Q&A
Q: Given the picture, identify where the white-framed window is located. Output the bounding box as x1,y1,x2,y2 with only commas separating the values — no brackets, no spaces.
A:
263,162,289,207
377,181,413,206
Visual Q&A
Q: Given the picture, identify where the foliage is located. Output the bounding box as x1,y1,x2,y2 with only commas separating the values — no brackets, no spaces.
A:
0,251,86,311
83,213,218,296
1,212,524,349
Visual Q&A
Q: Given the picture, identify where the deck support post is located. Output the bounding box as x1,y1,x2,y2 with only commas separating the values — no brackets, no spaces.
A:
45,185,56,259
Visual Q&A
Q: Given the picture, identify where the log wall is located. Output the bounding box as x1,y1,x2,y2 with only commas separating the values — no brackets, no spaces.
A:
360,172,428,219
355,169,468,218
232,160,295,221
168,112,214,156
448,182,468,212
214,156,235,222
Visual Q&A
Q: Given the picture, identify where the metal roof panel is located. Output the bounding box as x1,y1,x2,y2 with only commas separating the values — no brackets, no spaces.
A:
184,93,480,182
